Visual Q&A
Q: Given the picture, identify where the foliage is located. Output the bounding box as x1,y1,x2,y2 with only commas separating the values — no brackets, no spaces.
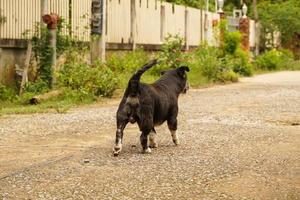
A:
150,34,185,75
255,49,294,70
222,26,253,77
0,15,6,24
160,34,184,67
258,0,300,48
30,20,88,92
106,49,149,73
164,0,252,12
57,52,119,98
194,43,239,83
0,84,16,102
24,79,50,94
165,0,202,8
232,48,253,76
31,24,53,88
224,31,242,55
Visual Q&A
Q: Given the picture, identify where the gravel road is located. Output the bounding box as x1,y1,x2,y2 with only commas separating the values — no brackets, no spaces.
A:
0,71,299,200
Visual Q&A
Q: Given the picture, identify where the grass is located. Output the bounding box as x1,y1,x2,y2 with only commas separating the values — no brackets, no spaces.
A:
0,100,72,115
0,69,210,116
2,49,299,116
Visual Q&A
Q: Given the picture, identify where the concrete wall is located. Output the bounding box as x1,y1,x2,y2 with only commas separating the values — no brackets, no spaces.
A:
0,47,26,85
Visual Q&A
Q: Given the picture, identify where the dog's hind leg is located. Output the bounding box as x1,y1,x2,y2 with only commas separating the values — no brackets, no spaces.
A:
140,128,152,154
167,118,179,146
149,128,158,148
113,117,128,156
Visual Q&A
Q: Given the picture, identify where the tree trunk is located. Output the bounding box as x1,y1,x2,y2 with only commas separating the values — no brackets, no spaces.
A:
253,0,260,56
19,41,32,96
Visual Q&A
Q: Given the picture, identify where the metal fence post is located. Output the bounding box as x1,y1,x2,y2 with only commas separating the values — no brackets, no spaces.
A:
130,0,137,50
91,0,106,63
184,8,189,51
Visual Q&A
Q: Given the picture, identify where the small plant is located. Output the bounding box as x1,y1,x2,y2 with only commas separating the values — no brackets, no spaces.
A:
150,34,184,75
0,84,16,102
57,53,119,98
224,31,242,55
255,49,294,70
30,20,88,91
160,34,184,67
0,14,6,24
195,43,221,81
232,49,253,76
106,49,149,73
31,23,54,88
194,43,240,83
24,79,49,94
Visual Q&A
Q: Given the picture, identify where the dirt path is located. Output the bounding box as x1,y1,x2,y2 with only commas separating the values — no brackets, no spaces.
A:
0,71,299,200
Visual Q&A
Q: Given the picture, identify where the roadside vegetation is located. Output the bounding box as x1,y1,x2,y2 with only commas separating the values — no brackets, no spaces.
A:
1,15,299,115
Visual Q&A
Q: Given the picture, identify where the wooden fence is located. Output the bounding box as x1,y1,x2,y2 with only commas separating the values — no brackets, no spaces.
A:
0,0,255,48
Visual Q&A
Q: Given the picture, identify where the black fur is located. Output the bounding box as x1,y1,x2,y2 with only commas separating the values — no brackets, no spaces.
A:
113,59,189,156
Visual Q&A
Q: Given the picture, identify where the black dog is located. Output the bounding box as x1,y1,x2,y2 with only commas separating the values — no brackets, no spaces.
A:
113,60,189,156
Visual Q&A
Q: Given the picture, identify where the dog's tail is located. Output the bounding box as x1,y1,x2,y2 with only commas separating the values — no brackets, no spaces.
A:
127,59,158,96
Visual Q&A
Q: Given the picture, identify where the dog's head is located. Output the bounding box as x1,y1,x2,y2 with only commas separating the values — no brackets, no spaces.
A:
161,66,190,94
177,66,190,93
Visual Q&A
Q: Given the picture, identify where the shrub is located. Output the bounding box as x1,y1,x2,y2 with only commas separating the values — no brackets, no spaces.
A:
106,49,149,73
0,84,16,102
255,49,294,70
196,47,222,81
150,34,184,75
194,44,239,83
222,30,252,77
160,34,184,67
224,31,242,55
218,56,239,82
232,48,253,76
58,60,119,98
24,79,49,94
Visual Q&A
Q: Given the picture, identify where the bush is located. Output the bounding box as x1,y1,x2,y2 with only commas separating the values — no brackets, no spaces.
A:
24,79,49,94
58,60,119,98
224,31,242,55
150,34,185,75
223,30,253,77
255,49,294,70
218,56,239,83
194,44,239,83
106,49,149,73
232,49,253,76
195,45,222,81
0,84,16,102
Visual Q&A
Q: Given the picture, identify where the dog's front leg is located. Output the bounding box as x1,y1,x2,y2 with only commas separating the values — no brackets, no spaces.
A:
168,118,179,145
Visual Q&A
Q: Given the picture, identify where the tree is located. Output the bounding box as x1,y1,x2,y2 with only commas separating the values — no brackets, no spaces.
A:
258,0,300,51
253,0,260,56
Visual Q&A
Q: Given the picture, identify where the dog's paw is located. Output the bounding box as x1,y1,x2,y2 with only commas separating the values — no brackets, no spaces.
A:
142,147,152,154
149,142,158,148
173,139,180,146
113,145,122,156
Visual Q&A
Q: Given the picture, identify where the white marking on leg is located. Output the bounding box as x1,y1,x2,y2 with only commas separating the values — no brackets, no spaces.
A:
143,147,152,154
114,129,123,155
171,130,179,145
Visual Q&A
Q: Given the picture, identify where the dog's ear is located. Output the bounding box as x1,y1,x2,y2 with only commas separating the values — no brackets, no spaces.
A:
177,66,190,78
160,70,166,76
179,66,190,72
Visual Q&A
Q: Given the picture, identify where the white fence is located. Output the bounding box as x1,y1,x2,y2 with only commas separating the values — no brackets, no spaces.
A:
0,0,255,47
